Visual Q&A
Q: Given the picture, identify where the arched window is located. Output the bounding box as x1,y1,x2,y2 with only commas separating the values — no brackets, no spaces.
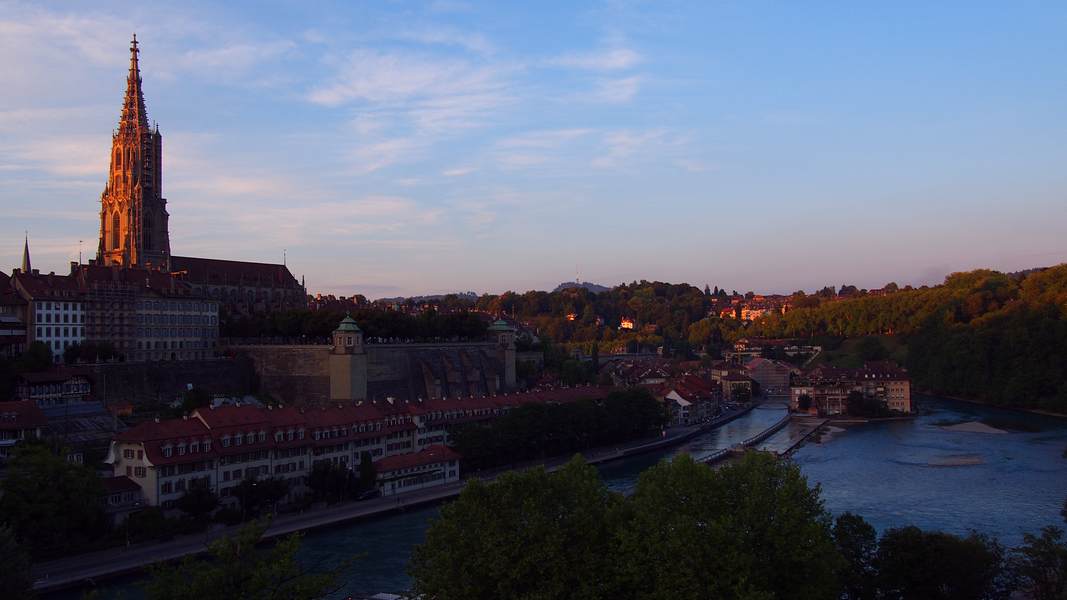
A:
111,212,121,250
114,149,121,168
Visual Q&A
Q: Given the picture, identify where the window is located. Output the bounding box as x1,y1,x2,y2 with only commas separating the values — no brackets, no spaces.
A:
204,439,212,451
123,449,134,459
111,212,120,250
134,467,146,478
177,443,186,456
162,445,173,458
258,430,266,443
222,435,231,448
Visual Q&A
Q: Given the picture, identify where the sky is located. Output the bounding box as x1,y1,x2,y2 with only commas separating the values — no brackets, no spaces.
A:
2,1,1066,298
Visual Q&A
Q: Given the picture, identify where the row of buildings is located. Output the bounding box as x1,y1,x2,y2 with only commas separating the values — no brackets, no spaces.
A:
105,385,606,514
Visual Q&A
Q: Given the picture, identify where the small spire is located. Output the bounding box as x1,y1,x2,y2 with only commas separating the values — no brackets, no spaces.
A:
21,231,31,273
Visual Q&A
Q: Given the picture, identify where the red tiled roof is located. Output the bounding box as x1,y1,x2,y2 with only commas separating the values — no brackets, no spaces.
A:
102,475,141,494
12,272,82,301
0,400,46,430
376,444,461,472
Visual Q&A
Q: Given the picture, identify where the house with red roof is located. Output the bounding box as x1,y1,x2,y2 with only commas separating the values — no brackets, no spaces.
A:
376,444,460,496
0,400,47,460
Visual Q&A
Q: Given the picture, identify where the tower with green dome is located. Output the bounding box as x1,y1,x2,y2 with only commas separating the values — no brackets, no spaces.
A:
487,319,517,388
329,314,367,401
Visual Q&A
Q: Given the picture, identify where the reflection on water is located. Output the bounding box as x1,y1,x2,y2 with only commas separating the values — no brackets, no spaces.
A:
67,398,1067,599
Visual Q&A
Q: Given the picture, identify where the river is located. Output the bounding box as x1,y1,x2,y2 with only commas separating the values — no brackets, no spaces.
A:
72,397,1067,598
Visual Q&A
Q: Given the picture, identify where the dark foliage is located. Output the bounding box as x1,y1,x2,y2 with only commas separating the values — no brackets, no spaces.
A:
449,388,666,470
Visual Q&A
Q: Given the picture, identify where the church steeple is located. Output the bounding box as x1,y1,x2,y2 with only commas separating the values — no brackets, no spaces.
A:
120,34,149,133
21,233,31,273
98,35,171,271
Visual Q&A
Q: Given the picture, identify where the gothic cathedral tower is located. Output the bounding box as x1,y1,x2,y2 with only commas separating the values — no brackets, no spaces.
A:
98,35,171,270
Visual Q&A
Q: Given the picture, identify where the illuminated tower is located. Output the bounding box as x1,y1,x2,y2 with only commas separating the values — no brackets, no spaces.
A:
97,34,170,270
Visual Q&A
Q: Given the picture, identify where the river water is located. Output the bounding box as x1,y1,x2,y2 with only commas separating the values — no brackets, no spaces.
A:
74,397,1067,598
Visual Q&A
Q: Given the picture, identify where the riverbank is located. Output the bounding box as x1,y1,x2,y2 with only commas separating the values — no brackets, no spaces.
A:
916,391,1067,420
34,402,762,594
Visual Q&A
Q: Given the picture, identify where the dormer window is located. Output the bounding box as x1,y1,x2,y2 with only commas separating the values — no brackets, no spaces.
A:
190,441,199,453
246,433,255,445
204,439,212,452
162,445,173,458
258,430,266,443
275,431,283,442
298,428,305,440
177,443,186,456
233,434,241,447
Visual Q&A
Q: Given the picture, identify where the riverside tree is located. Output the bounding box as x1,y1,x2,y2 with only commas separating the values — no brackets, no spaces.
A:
410,457,625,600
144,520,342,600
0,443,107,558
410,452,840,600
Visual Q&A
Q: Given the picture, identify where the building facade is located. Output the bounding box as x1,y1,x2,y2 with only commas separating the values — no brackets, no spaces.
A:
790,362,912,416
10,271,86,363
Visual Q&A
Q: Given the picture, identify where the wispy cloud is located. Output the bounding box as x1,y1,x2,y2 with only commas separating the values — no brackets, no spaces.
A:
493,128,592,168
589,76,641,103
592,129,668,168
394,26,496,56
442,166,476,177
550,47,642,71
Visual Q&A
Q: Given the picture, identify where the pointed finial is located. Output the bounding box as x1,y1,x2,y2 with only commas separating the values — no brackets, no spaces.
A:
22,231,31,273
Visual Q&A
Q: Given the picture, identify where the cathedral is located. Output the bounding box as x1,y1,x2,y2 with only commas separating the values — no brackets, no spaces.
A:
96,36,306,314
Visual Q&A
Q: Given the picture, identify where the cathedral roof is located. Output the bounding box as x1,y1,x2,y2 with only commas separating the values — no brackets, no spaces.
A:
170,255,301,288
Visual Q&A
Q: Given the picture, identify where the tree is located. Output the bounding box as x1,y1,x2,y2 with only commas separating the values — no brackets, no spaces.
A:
618,452,840,600
180,387,212,414
877,526,1010,600
410,457,624,600
358,452,376,493
0,524,33,599
308,463,349,504
233,476,289,518
834,512,878,600
1011,526,1067,600
0,444,107,558
15,341,53,372
63,342,82,365
176,479,218,520
144,520,341,600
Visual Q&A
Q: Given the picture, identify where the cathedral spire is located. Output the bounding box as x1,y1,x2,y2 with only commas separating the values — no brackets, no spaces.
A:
119,33,149,132
21,232,31,273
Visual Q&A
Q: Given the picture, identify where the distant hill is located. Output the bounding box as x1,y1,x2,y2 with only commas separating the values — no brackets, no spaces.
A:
377,291,480,303
553,281,611,294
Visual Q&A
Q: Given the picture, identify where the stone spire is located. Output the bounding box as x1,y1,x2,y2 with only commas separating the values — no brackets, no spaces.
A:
21,232,31,273
98,34,170,271
119,34,149,133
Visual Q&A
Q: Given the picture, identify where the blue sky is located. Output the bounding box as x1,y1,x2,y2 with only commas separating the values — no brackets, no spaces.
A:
2,1,1065,297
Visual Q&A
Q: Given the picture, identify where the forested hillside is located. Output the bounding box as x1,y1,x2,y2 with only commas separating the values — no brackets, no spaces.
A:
747,266,1067,411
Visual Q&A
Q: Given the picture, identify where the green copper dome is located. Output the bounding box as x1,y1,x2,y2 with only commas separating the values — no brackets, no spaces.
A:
335,314,362,333
487,319,513,332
